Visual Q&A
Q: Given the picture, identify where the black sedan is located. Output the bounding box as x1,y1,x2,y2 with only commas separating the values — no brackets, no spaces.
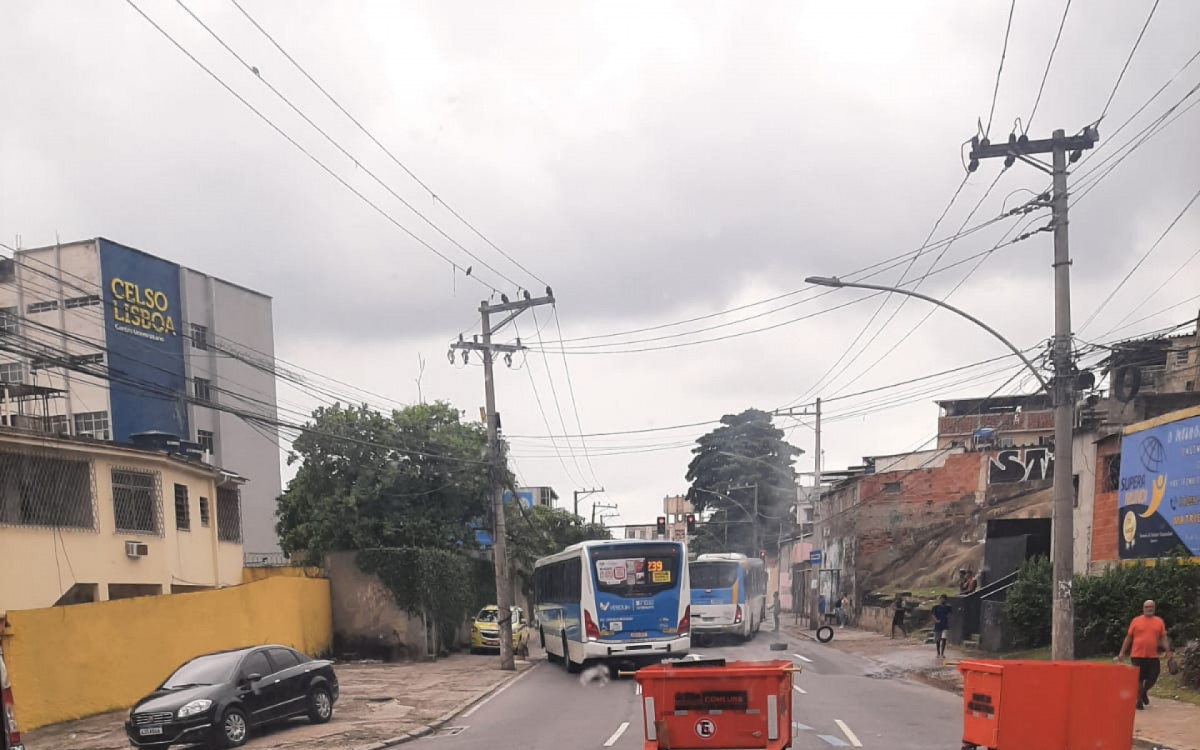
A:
125,645,338,748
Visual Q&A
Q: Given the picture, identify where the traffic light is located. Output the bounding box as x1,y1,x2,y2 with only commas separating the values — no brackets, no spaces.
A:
656,516,667,537
685,513,696,535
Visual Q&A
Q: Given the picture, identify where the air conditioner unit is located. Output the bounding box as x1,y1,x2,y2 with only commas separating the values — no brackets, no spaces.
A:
125,541,149,558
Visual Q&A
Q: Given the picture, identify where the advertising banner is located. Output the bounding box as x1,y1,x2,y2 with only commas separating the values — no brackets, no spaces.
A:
99,239,189,442
1118,411,1200,560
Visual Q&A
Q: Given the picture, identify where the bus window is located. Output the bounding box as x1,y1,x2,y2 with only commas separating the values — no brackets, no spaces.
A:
591,544,680,598
690,562,739,589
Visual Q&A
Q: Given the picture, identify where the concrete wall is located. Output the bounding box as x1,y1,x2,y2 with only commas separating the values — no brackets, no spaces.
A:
0,432,243,612
326,551,425,660
1073,433,1099,574
0,575,331,730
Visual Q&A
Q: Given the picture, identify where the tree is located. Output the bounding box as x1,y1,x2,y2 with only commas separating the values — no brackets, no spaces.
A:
505,504,611,597
685,408,800,556
276,402,502,563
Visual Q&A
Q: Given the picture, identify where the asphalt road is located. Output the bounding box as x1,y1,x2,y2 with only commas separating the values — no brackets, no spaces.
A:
408,629,962,750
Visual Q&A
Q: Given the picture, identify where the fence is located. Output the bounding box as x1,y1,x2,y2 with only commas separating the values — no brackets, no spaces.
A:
0,575,331,730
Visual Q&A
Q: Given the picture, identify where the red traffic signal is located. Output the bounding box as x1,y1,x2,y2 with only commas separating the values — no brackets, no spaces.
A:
685,513,696,534
656,516,667,536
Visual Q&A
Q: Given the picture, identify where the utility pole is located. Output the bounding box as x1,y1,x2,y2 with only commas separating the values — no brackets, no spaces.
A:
774,399,821,628
574,487,605,518
591,502,617,526
970,126,1097,660
450,289,555,671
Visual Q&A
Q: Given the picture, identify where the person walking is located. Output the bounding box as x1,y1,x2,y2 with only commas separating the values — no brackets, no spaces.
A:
839,594,850,627
1115,599,1173,710
772,591,781,632
932,595,951,657
833,594,845,628
890,594,907,639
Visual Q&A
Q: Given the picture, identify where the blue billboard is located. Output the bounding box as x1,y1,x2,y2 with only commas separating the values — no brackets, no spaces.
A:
99,239,189,443
1118,412,1200,560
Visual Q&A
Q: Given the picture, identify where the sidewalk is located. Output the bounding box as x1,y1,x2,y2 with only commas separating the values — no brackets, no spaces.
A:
782,624,1199,750
22,653,537,750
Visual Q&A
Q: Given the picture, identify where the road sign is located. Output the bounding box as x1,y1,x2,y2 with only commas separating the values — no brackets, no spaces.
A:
809,550,823,563
695,718,717,738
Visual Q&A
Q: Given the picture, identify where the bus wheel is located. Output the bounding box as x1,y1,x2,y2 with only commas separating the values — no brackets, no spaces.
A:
563,634,581,674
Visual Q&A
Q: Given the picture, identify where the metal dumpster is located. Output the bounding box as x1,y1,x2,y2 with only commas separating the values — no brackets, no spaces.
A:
958,660,1138,750
634,658,794,749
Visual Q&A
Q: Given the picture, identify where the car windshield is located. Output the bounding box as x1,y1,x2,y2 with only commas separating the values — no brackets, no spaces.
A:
476,608,499,622
691,561,739,589
162,651,243,689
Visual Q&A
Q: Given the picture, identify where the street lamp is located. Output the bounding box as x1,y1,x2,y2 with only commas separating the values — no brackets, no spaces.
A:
805,274,1076,660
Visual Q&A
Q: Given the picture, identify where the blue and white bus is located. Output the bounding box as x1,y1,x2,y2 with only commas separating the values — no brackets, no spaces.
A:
532,539,690,671
689,553,766,641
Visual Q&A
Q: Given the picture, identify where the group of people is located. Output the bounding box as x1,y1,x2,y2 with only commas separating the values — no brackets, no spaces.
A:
817,593,850,627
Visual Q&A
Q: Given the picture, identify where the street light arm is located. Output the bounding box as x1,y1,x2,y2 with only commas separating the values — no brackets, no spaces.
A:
804,276,1051,395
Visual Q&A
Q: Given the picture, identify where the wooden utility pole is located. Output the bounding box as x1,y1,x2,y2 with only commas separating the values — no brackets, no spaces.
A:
969,126,1097,659
450,289,555,671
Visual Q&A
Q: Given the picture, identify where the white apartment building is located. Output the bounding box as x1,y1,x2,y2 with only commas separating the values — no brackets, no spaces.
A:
0,237,281,553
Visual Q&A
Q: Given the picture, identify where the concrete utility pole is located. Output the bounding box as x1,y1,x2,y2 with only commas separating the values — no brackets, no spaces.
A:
969,126,1097,660
591,502,617,526
450,289,555,671
773,400,821,628
574,487,604,518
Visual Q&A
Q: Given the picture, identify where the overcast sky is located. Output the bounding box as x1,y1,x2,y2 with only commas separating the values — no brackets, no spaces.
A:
3,0,1198,527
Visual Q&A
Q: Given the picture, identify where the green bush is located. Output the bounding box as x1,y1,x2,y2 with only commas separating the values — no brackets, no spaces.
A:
357,547,495,651
1004,554,1200,656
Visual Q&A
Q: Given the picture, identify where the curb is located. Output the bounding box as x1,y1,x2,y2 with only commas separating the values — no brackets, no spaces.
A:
354,660,541,750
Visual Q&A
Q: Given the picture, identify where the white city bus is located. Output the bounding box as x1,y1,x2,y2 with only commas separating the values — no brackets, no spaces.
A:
689,552,766,641
533,539,690,671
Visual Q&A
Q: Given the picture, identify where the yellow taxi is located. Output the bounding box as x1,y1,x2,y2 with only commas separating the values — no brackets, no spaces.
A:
470,605,530,656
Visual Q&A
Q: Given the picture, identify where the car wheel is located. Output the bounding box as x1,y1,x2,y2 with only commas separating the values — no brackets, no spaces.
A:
217,707,249,748
307,686,334,724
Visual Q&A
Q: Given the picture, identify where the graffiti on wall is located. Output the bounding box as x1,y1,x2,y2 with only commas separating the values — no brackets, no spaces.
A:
988,448,1054,484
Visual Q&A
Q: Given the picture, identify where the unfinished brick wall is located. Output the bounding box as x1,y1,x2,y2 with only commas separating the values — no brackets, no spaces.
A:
939,410,1055,437
1090,436,1122,566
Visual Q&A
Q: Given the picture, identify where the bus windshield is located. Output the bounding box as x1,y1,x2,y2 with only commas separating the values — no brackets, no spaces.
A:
690,561,739,589
591,544,681,598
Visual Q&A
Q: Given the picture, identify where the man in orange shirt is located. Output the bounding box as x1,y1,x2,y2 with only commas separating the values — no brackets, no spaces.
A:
1115,600,1173,710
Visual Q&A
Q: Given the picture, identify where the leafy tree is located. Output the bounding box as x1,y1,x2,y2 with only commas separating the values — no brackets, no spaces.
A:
505,504,611,597
685,408,800,556
276,402,504,563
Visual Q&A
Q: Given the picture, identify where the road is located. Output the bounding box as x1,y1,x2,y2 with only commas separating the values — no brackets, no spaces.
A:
408,630,962,750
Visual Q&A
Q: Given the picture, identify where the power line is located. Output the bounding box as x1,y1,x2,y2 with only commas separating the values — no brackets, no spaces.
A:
1027,0,1072,130
227,0,547,288
1107,244,1200,332
1101,0,1161,119
550,306,601,486
985,0,1018,138
174,0,529,292
1079,183,1200,332
512,318,588,487
121,0,499,293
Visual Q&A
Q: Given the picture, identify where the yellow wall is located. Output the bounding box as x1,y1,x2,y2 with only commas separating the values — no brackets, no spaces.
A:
241,565,323,583
0,433,243,611
0,576,331,730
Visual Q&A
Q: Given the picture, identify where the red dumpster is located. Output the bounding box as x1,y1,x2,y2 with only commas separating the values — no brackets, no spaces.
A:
958,660,1138,750
634,659,794,749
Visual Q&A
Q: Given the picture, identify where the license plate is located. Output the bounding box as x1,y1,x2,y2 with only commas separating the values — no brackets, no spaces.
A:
139,727,164,736
631,631,648,638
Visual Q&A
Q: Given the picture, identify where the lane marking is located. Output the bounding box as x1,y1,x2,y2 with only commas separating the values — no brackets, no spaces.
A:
835,719,863,747
461,663,538,718
603,721,630,747
793,685,807,694
819,734,849,747
792,653,813,663
793,721,813,731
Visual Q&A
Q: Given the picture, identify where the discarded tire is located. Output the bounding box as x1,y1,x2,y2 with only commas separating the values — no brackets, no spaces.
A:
816,625,834,643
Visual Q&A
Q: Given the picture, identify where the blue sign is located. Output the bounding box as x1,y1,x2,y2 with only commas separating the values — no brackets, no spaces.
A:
1118,413,1200,560
100,239,189,443
809,550,823,564
502,489,536,509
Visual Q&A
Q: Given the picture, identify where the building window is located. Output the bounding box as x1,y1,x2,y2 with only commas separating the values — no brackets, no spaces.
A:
197,429,215,455
217,486,242,543
0,307,18,335
190,323,209,351
883,481,902,495
1104,453,1121,493
27,300,59,314
998,436,1016,448
64,294,101,309
0,448,95,530
111,468,161,534
193,377,212,403
1073,474,1080,508
174,483,190,530
74,411,110,440
68,353,104,368
0,362,22,383
199,496,210,527
44,414,69,435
